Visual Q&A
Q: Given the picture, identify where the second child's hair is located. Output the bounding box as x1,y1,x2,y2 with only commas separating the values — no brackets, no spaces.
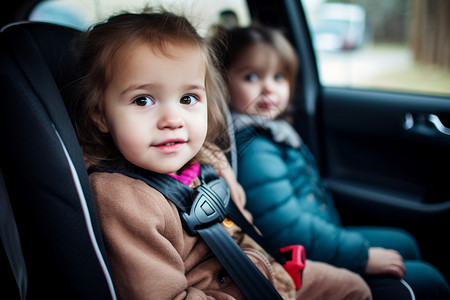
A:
74,11,230,167
212,25,299,121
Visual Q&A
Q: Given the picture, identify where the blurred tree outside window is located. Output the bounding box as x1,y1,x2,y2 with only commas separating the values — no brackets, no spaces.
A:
304,0,450,96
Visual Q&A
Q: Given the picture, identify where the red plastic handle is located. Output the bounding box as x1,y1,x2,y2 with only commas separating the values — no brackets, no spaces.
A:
280,245,306,290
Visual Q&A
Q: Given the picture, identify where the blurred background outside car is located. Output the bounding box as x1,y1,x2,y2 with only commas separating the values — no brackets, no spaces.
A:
29,0,450,97
303,0,450,95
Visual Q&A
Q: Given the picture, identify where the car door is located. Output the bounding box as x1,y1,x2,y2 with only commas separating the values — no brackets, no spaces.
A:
318,86,450,279
248,0,450,281
308,0,450,281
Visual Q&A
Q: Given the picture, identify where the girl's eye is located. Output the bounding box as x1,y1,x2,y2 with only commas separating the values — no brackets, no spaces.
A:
133,96,154,107
180,95,199,105
245,73,258,82
275,73,285,81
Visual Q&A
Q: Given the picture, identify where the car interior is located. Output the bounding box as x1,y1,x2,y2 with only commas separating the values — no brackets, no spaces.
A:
1,0,449,299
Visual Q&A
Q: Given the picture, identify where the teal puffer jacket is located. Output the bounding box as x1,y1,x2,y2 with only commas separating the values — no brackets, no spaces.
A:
234,117,370,273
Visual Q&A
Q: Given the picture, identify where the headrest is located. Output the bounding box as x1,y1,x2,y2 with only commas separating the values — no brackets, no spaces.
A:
1,21,80,88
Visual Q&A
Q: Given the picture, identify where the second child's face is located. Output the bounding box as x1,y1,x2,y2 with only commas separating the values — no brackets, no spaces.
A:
227,44,290,120
95,42,208,174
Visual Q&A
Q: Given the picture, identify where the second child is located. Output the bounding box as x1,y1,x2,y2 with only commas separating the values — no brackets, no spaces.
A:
212,24,450,300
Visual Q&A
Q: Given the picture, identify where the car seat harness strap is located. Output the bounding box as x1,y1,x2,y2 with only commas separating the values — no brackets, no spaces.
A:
89,162,304,297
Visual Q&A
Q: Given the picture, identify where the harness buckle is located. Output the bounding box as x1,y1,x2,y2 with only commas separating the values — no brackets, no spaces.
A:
181,177,230,235
280,245,306,290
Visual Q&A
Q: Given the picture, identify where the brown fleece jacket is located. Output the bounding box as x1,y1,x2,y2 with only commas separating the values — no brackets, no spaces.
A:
89,165,295,299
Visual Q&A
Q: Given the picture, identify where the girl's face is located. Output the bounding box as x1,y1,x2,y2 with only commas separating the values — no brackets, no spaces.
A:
94,42,208,174
227,43,290,120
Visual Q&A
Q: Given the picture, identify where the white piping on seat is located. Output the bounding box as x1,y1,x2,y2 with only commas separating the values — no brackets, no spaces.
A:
400,279,416,300
53,124,117,300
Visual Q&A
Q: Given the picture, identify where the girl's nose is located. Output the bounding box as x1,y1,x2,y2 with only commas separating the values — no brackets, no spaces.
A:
262,78,275,94
157,107,185,130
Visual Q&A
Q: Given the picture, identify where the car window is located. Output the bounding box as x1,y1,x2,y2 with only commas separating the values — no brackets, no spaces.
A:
28,0,251,35
303,0,450,97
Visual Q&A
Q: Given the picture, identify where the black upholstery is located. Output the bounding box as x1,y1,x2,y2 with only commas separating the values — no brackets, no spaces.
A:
0,22,116,299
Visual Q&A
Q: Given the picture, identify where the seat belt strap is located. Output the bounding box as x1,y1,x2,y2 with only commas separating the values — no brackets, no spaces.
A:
114,168,193,212
112,164,280,259
89,163,283,299
226,198,285,262
198,223,282,300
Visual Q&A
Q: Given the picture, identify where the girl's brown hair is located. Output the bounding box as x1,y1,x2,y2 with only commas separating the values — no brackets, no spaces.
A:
74,10,230,168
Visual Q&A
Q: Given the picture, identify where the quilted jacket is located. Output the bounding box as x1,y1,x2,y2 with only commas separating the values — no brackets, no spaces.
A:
233,113,370,273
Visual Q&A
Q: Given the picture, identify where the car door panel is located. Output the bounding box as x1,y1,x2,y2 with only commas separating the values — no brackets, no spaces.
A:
321,88,450,206
318,87,450,278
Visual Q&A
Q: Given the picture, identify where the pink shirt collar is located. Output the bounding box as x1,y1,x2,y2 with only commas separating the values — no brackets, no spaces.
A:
168,162,200,186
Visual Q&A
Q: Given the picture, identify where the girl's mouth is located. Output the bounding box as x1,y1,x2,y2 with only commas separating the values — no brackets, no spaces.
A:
257,101,275,110
154,140,186,153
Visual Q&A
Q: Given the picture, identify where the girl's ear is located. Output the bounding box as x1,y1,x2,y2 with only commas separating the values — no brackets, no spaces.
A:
92,109,109,133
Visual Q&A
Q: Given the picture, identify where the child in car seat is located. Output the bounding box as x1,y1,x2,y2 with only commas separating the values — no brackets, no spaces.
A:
71,10,373,300
212,25,450,300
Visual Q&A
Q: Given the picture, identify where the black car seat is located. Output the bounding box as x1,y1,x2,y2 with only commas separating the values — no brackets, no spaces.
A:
0,21,117,299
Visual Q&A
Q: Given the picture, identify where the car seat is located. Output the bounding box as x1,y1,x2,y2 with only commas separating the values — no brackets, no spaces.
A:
0,22,116,299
